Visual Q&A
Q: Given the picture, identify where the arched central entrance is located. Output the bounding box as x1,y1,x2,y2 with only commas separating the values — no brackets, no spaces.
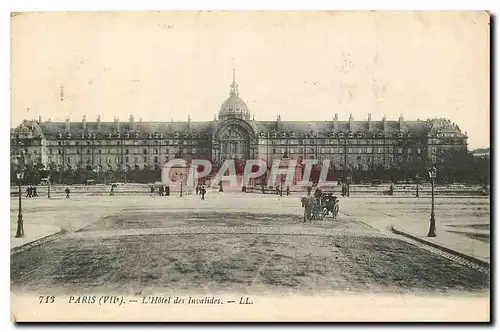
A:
212,118,257,176
219,124,251,161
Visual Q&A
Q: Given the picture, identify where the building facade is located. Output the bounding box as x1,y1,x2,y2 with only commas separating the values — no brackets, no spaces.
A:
11,74,468,182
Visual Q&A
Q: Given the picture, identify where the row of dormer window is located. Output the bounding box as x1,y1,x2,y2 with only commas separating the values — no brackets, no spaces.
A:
258,131,412,139
57,132,210,139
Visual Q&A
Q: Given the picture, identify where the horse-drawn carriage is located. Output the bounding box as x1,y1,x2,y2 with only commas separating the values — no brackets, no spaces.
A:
301,193,339,222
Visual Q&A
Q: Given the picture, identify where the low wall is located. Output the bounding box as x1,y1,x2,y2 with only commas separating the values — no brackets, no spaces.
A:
10,183,487,197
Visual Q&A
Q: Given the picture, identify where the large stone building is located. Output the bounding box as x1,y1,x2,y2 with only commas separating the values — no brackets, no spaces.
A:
11,72,468,182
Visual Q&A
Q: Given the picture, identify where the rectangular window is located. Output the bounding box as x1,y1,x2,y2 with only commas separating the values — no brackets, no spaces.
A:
154,148,159,154
154,156,159,163
367,147,372,153
98,150,102,154
58,149,62,154
87,149,91,154
272,148,276,154
67,158,70,163
116,141,120,145
76,150,80,155
125,156,129,163
125,149,129,154
398,148,403,154
143,149,148,155
143,156,148,163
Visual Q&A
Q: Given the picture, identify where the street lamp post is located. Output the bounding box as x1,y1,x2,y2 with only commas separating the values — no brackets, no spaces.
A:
415,174,420,198
427,167,437,237
180,172,183,197
15,171,24,238
280,175,283,197
47,174,51,198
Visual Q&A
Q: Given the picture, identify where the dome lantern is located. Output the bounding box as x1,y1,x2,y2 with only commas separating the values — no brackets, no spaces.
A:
218,69,251,121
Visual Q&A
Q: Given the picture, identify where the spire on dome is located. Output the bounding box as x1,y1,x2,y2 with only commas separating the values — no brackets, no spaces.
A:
230,68,239,97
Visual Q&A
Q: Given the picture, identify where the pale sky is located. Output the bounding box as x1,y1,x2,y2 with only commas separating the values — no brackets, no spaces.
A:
11,11,489,148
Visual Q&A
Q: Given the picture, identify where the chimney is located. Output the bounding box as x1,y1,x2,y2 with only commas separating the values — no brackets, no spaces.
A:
114,116,120,132
188,115,191,123
38,116,42,123
383,114,387,132
65,117,70,132
82,115,87,130
348,114,354,130
129,115,134,130
368,113,372,130
97,115,101,131
333,113,339,132
399,114,405,130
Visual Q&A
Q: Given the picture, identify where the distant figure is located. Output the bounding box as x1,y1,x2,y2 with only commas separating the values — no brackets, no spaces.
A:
341,183,346,197
159,185,164,196
65,187,70,199
261,184,265,194
165,185,170,196
389,182,394,196
276,186,280,195
286,185,290,196
32,186,38,197
200,186,206,200
150,185,155,197
195,185,200,195
25,186,32,198
219,181,223,192
109,185,115,196
306,185,312,196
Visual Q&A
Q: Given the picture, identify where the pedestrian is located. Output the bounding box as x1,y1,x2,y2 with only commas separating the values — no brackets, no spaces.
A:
165,185,170,196
150,185,155,197
200,186,206,200
261,184,265,194
33,186,38,197
196,185,199,195
306,185,312,196
341,183,346,197
286,185,290,196
110,184,115,196
159,185,164,196
389,182,394,196
65,187,70,199
25,185,31,198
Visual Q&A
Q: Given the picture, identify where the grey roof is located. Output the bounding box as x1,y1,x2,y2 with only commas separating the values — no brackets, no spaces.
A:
12,117,463,140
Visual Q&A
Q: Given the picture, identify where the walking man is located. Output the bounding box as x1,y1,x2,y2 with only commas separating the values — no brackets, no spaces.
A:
150,185,155,197
195,185,199,195
200,186,206,200
33,186,38,197
286,185,290,196
65,187,70,199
